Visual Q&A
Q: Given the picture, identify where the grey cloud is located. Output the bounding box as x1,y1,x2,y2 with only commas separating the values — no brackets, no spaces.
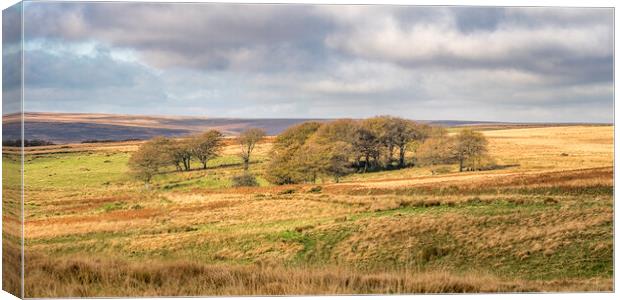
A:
453,7,506,33
24,2,335,71
325,7,612,70
18,2,614,123
23,3,613,82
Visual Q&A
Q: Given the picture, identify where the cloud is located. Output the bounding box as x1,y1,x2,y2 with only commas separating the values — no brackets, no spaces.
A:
2,4,23,114
25,42,155,89
24,2,335,71
24,3,612,80
324,7,612,75
22,42,170,113
18,3,614,122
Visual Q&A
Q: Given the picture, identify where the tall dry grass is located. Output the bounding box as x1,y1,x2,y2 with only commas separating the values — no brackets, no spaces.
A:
2,241,22,297
24,252,611,297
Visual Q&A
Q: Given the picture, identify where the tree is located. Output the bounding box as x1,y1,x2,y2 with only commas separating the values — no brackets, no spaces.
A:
128,137,171,188
454,129,489,172
304,140,353,183
191,130,223,169
170,138,193,171
393,119,427,168
362,116,394,167
266,120,360,185
304,119,358,181
362,116,428,169
265,122,322,184
237,128,266,171
353,126,381,172
416,136,456,174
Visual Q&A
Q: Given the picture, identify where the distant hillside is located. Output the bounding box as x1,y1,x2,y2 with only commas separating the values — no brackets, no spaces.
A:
2,112,329,144
2,112,606,144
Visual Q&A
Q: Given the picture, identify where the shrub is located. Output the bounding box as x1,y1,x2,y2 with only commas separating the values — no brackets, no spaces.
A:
307,186,322,193
101,202,125,212
278,188,296,195
231,173,259,187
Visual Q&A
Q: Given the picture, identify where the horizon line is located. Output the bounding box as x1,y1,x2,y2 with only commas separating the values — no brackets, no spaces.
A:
0,111,614,125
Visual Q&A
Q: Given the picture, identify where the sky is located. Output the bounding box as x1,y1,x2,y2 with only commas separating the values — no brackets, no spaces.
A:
10,2,615,122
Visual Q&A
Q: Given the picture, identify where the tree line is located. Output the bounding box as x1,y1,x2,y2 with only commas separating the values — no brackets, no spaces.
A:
265,116,492,184
2,139,55,147
128,115,492,187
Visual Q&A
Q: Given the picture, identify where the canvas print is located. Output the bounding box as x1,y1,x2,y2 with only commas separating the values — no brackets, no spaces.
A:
1,1,614,297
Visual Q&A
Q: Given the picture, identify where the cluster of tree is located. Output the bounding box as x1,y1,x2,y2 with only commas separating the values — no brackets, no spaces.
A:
128,128,266,186
416,128,493,174
265,116,492,185
2,139,55,147
265,116,429,184
128,130,225,186
127,118,490,187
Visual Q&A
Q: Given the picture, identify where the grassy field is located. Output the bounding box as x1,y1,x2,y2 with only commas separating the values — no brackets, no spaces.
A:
5,125,613,296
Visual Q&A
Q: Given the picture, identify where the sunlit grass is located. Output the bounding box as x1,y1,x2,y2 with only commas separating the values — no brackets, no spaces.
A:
15,125,614,296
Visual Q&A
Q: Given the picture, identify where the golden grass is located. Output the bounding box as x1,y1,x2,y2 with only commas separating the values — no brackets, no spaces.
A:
485,126,613,171
336,167,612,195
2,153,23,297
336,205,612,266
23,251,612,297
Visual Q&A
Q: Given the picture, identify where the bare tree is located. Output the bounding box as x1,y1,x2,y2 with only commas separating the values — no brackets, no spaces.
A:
237,128,266,171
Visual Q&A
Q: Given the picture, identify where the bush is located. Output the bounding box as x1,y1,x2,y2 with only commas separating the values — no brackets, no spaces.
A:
231,173,259,187
307,186,322,193
278,188,296,195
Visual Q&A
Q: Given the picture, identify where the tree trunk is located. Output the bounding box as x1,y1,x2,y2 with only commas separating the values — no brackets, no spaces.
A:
243,158,249,171
459,159,464,172
398,146,406,168
202,161,207,169
364,154,370,173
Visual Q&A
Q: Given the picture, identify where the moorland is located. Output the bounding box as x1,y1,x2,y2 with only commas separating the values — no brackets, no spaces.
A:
1,120,614,297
